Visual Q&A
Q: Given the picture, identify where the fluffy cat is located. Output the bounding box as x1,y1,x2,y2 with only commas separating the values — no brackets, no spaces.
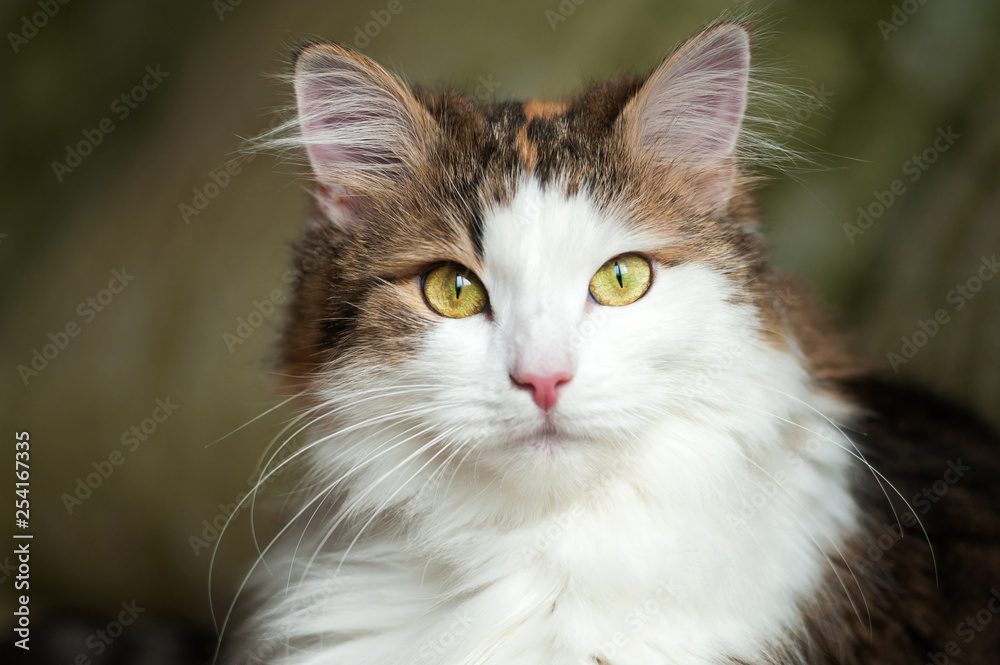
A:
232,21,1000,665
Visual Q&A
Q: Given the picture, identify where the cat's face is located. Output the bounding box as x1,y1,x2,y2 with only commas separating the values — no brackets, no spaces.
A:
279,24,815,507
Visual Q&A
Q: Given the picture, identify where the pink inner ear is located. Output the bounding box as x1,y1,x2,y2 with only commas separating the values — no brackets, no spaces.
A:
312,182,360,228
293,46,423,227
632,25,750,165
300,100,403,176
296,62,408,179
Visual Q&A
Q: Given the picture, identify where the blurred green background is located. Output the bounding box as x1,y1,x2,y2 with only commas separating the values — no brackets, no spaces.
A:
1,0,998,655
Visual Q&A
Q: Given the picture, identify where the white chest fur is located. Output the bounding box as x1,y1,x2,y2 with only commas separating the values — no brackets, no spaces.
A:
250,391,858,665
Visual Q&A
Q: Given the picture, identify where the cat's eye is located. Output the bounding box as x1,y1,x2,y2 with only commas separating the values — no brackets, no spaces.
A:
422,264,488,318
589,254,652,307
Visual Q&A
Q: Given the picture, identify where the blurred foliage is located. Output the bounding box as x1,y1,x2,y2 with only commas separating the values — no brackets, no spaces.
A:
0,0,997,641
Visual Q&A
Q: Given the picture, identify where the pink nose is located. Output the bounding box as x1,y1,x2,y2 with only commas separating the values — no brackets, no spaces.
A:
511,372,572,411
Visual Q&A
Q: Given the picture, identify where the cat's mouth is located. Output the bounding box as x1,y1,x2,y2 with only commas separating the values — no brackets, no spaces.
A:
504,422,575,451
533,423,566,448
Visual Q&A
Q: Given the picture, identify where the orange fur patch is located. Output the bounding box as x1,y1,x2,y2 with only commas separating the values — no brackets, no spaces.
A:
515,125,535,168
523,99,568,120
517,100,569,167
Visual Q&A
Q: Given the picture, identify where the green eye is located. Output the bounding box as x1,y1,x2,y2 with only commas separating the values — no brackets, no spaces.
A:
589,254,651,306
423,264,488,318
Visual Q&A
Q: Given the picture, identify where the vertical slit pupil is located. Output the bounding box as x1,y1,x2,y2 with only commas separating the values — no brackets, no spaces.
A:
614,261,625,288
454,273,464,299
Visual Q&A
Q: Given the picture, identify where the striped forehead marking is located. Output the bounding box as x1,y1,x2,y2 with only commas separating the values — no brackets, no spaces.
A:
516,99,569,168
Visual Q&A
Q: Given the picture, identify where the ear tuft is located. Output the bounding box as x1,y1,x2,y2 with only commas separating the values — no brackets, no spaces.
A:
293,43,435,227
624,23,750,170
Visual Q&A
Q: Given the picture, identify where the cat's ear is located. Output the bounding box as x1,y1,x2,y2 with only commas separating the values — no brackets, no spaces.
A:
621,23,750,210
293,43,436,228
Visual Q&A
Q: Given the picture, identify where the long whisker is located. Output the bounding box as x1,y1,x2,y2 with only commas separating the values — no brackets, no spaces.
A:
656,384,913,544
208,401,453,658
734,448,872,635
206,393,300,448
298,425,459,583
248,385,443,551
726,378,937,583
332,427,462,578
285,419,449,589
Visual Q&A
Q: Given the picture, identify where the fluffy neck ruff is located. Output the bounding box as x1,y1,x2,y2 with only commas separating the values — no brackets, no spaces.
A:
253,348,859,665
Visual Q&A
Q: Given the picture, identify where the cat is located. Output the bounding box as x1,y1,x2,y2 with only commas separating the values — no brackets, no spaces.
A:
231,20,1000,665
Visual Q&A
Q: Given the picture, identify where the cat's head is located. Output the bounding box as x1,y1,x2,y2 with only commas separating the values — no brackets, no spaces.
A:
276,23,849,516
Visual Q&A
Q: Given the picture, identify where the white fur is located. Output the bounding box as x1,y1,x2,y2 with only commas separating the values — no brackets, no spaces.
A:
243,180,859,665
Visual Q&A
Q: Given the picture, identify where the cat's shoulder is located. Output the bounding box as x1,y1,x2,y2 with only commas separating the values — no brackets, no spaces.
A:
807,375,1000,664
